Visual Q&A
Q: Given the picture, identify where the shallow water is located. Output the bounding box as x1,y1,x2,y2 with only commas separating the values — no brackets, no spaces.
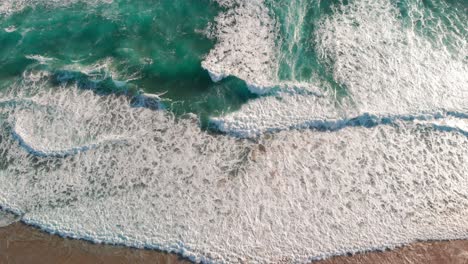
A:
0,0,467,263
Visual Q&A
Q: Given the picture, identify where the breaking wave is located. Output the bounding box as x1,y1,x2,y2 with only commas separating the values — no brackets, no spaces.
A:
0,0,467,263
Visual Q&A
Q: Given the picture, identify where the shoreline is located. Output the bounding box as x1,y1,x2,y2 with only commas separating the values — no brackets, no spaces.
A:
0,222,192,264
1,222,468,263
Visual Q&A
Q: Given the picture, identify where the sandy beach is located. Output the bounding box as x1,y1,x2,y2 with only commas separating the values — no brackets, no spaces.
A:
0,223,190,264
1,222,468,264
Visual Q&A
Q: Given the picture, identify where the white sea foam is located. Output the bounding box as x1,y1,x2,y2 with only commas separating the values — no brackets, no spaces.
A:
202,0,278,92
4,25,17,32
203,0,331,95
212,0,468,137
25,55,55,65
60,58,140,83
314,0,467,114
0,85,467,263
0,1,19,15
11,95,131,157
416,116,468,135
0,0,467,263
0,0,113,16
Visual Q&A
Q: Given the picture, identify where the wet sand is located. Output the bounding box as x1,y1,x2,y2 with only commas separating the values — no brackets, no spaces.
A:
0,223,191,264
320,240,468,264
1,222,468,264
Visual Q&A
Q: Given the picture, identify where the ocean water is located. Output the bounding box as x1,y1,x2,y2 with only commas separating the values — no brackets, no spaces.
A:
0,0,467,263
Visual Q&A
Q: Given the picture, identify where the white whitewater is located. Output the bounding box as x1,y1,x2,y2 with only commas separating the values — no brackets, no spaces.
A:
202,0,277,90
210,0,468,137
203,0,325,95
0,84,467,263
0,0,467,263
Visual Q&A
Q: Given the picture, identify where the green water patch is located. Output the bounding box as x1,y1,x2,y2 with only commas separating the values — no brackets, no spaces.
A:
265,0,347,97
0,0,256,121
393,0,467,54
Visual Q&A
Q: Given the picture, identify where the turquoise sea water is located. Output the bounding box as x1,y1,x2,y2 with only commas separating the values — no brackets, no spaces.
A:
0,1,255,125
0,0,465,118
0,0,467,263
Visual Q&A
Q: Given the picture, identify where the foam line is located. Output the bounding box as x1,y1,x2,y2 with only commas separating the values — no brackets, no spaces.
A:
11,124,130,158
416,117,468,137
0,93,160,158
212,102,468,138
